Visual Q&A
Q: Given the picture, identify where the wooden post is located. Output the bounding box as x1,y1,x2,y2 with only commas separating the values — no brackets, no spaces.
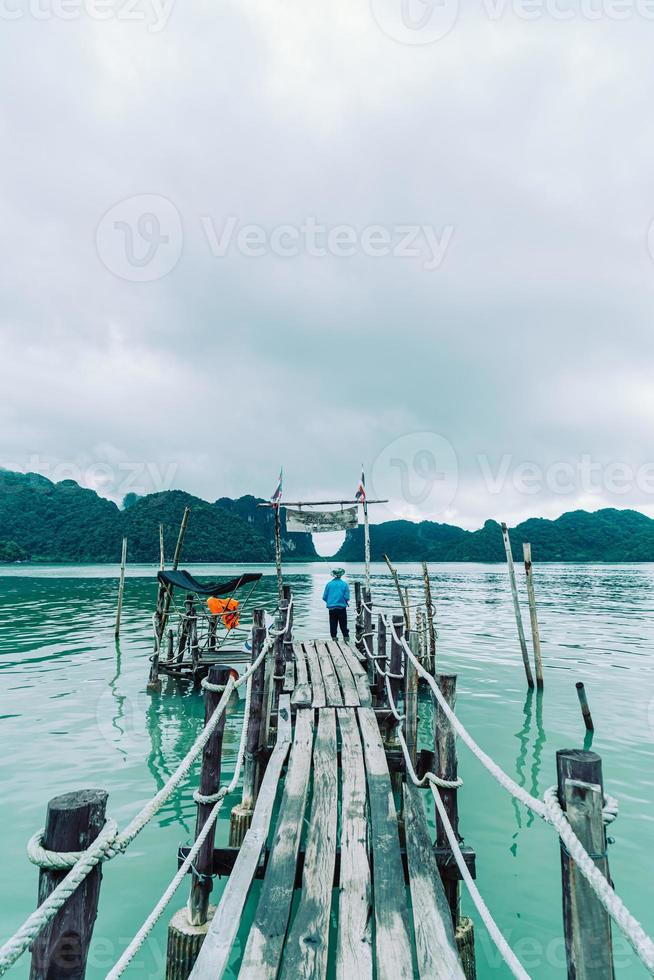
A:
155,506,190,651
363,496,371,591
576,683,595,731
189,665,231,926
556,749,614,980
403,632,419,769
274,586,291,697
389,615,404,718
383,554,410,630
522,542,544,688
114,537,127,638
354,581,363,652
434,673,459,927
159,523,165,570
362,586,373,680
501,523,534,689
29,789,108,980
229,610,267,846
273,504,284,602
376,613,387,705
422,560,436,673
283,582,293,668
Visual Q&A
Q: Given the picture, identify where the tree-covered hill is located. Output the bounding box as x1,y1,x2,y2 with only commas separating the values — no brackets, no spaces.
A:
0,471,318,562
335,509,654,562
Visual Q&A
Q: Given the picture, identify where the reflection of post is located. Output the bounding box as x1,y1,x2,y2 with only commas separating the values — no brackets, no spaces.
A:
273,505,284,602
114,537,127,638
501,523,534,689
363,499,371,591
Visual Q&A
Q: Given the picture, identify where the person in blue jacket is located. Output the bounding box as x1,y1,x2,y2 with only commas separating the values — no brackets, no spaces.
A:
322,568,350,641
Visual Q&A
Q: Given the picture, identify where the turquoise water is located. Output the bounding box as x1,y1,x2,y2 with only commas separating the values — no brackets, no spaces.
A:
1,561,653,979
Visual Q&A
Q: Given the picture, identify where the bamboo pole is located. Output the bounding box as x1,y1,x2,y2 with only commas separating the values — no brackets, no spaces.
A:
421,560,436,673
114,537,127,638
172,507,190,570
500,523,534,689
522,542,544,688
403,632,419,768
159,523,165,570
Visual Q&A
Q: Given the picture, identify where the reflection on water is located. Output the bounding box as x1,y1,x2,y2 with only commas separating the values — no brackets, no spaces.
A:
1,561,654,979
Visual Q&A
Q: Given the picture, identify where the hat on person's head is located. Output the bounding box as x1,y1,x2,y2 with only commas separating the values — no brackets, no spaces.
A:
331,567,345,578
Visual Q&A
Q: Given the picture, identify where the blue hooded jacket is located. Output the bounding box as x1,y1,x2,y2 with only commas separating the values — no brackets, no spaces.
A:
322,578,350,609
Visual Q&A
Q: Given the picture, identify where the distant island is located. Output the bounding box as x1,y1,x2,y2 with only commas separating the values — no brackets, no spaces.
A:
1,470,654,564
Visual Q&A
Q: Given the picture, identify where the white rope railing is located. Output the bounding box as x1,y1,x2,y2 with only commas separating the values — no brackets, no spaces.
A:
382,613,654,974
0,602,291,977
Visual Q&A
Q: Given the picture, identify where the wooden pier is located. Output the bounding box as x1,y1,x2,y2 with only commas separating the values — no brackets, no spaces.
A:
188,637,468,980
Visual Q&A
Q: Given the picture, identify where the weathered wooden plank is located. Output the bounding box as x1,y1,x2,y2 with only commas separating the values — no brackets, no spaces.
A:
189,697,293,980
283,655,295,693
304,641,327,708
239,709,315,979
336,709,373,980
315,640,344,706
328,641,360,707
337,642,372,707
291,642,312,707
403,783,465,980
280,710,338,979
357,706,413,980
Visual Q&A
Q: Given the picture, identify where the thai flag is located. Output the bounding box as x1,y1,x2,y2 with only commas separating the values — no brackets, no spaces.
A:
355,467,366,502
271,468,283,507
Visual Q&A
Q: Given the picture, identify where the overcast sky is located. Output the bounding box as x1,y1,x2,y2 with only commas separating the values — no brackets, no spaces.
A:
1,0,654,530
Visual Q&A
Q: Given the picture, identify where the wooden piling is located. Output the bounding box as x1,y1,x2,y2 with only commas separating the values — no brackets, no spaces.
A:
434,673,460,927
354,581,363,653
522,542,544,688
362,586,373,683
189,665,231,926
556,749,614,980
403,632,419,769
576,683,595,731
376,612,387,704
159,523,165,570
229,610,267,846
274,586,292,697
29,789,108,980
383,554,410,630
501,523,534,689
422,560,436,673
114,537,127,639
389,615,404,715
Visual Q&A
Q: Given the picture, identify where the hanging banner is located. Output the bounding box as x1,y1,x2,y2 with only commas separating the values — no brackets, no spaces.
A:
285,506,359,533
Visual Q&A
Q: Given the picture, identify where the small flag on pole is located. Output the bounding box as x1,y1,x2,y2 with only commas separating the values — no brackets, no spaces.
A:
355,467,366,503
271,468,283,507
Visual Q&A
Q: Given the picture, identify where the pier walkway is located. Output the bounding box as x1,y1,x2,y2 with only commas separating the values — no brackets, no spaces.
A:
191,639,463,980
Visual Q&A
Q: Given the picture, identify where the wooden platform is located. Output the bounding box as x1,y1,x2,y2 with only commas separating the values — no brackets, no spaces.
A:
190,641,464,980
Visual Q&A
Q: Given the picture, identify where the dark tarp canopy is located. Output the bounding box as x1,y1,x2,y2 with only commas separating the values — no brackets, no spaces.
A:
157,570,262,596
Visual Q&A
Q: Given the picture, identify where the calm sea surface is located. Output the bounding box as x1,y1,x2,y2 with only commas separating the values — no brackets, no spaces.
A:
1,561,653,979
